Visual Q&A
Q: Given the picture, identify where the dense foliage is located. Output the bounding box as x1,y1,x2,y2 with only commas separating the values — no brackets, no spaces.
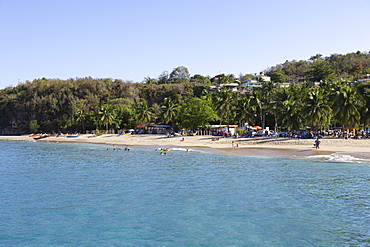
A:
265,51,370,83
1,52,370,134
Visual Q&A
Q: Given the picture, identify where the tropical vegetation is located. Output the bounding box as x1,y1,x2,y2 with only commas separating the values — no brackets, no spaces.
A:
1,51,370,134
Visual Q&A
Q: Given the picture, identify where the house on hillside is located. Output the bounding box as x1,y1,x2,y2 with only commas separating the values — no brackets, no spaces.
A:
258,75,271,82
358,74,370,83
220,83,239,92
275,82,291,87
240,79,262,90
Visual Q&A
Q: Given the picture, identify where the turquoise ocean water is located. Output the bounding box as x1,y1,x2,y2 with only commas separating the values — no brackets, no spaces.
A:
0,140,369,246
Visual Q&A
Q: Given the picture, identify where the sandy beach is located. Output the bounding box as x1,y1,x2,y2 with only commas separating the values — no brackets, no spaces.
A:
1,134,370,158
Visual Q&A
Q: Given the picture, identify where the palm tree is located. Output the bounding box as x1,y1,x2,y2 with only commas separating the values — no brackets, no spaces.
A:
99,104,116,132
235,94,254,128
249,90,263,127
75,108,86,133
260,81,276,129
213,88,235,127
358,86,370,130
332,83,364,129
134,101,153,126
280,100,303,131
303,86,331,131
273,86,304,131
273,87,290,131
161,97,179,128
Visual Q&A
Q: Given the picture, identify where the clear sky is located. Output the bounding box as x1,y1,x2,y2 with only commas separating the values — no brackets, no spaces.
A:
0,0,369,89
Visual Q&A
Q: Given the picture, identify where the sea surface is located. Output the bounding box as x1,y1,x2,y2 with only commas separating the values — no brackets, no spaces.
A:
0,140,369,246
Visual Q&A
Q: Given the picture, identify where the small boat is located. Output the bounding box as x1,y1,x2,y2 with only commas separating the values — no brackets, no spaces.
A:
66,134,80,138
29,134,41,138
119,133,131,136
189,131,198,136
33,134,48,140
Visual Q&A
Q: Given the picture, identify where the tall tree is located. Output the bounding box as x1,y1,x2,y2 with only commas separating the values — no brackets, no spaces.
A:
260,81,276,129
114,106,135,129
143,77,158,84
169,66,190,84
160,97,179,128
305,58,334,82
158,71,169,84
332,84,364,128
235,94,254,128
190,74,211,84
303,86,331,131
249,90,263,127
280,100,303,131
99,104,116,132
134,101,153,126
75,109,86,133
273,85,304,131
179,97,219,130
213,87,235,127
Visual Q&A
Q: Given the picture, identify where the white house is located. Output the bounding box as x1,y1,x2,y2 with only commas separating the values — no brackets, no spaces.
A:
219,83,239,91
358,74,370,83
259,75,271,82
241,79,262,90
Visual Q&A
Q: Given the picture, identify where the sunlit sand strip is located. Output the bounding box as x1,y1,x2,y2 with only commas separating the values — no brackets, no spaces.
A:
2,134,370,158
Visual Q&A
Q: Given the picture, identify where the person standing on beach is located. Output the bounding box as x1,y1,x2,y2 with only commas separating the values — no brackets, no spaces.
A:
315,138,321,149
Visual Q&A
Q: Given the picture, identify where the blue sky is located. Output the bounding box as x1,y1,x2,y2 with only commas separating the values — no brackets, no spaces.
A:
0,0,369,89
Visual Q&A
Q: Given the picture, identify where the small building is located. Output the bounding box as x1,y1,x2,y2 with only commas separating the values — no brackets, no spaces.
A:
259,75,271,82
241,79,262,90
220,83,239,92
358,74,370,83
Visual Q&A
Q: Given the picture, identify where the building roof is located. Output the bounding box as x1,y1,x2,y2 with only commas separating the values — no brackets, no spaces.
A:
148,125,172,128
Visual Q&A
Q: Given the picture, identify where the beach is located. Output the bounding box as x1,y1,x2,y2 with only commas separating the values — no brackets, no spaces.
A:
2,134,370,158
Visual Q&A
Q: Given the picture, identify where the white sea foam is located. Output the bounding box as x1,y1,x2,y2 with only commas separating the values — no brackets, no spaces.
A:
171,147,194,152
305,153,370,164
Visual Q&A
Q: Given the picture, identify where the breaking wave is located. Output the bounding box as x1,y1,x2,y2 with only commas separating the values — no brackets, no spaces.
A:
304,153,370,164
170,147,194,152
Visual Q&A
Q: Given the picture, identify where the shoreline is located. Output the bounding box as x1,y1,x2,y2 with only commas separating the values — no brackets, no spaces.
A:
1,134,370,159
